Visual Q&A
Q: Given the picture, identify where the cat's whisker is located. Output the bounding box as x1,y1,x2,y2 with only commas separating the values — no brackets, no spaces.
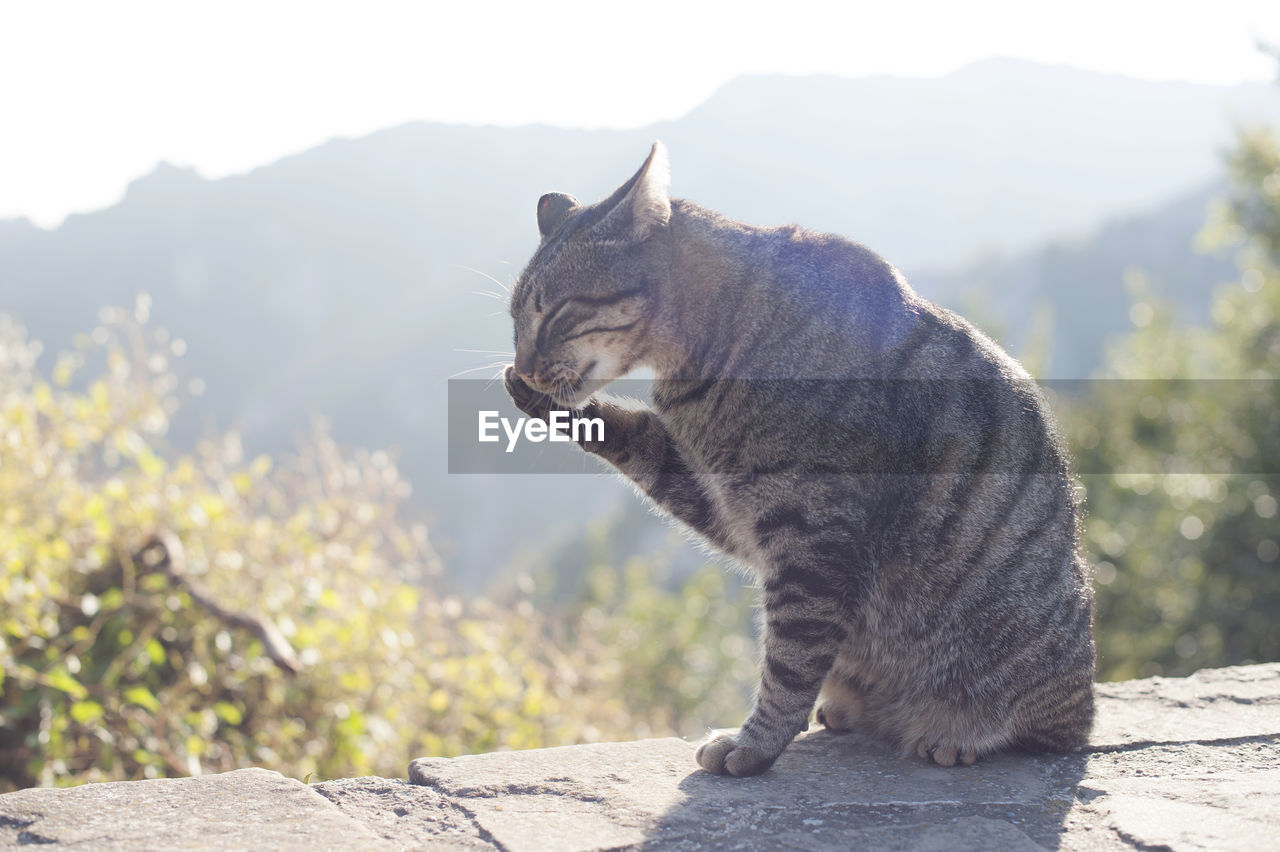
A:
471,289,507,304
449,360,511,379
457,264,512,295
483,367,508,392
559,366,582,389
456,348,515,356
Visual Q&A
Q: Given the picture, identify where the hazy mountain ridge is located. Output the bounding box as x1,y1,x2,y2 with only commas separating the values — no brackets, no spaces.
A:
911,181,1235,376
0,59,1268,580
660,60,1278,268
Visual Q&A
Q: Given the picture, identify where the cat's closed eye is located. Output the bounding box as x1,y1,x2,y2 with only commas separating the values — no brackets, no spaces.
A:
535,293,645,349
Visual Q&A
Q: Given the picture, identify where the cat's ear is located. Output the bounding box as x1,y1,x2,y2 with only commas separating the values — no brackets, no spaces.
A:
537,192,579,240
595,141,671,241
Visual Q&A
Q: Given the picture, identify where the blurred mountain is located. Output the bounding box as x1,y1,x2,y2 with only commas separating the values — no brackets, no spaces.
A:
912,180,1236,377
0,59,1271,581
665,59,1275,269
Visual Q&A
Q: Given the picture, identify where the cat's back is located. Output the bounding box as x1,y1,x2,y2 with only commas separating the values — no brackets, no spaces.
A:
688,215,1063,472
707,212,1021,385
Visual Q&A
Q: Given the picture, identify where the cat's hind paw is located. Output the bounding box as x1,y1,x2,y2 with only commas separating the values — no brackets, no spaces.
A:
815,675,864,732
695,734,776,777
911,738,978,767
815,701,859,732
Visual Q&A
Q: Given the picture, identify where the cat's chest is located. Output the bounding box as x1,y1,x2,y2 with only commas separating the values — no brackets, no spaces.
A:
658,388,817,510
662,380,777,442
698,472,774,567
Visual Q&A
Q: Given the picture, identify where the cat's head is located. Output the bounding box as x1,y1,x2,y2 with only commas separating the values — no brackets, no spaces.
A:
508,142,671,407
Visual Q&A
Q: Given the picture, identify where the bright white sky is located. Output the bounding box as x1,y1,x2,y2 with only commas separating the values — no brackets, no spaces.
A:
2,0,1277,228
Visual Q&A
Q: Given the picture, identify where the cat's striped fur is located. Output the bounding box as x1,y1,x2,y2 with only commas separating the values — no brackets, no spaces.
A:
504,143,1095,776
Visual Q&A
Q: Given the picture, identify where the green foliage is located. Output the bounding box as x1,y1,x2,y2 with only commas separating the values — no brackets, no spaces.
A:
0,306,752,791
547,524,755,739
1061,126,1280,681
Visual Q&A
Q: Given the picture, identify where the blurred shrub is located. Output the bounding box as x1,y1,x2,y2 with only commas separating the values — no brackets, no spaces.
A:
538,523,756,740
0,305,752,791
1061,126,1280,680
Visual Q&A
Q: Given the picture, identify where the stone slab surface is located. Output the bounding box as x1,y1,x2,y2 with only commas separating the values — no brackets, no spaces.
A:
1091,663,1280,748
0,767,390,850
405,663,1280,851
3,663,1279,850
313,776,493,850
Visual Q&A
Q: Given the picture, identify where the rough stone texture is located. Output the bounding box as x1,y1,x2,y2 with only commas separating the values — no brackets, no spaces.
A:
0,767,390,850
3,663,1278,850
404,663,1280,851
313,776,493,850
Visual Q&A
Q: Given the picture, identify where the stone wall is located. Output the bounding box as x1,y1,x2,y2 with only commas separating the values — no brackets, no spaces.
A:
3,663,1278,850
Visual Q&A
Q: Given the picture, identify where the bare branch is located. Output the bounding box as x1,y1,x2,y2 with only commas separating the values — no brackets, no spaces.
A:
136,533,302,674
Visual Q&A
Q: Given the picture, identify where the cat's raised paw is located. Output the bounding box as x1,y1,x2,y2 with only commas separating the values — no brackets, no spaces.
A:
503,366,550,420
695,734,775,777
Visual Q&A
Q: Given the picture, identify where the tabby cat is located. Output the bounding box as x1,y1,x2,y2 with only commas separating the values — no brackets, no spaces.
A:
503,143,1095,777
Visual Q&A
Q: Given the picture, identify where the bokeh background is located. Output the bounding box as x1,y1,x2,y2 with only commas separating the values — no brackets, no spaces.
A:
2,0,1278,789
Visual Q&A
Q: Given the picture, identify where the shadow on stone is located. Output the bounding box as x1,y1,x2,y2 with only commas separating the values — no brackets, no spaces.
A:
404,666,1280,850
403,727,1088,851
637,729,1088,850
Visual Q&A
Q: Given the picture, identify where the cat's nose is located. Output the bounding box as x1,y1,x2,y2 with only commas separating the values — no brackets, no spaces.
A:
514,350,537,386
513,365,539,387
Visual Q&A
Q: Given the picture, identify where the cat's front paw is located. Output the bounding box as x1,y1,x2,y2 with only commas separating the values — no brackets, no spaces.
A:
695,733,776,777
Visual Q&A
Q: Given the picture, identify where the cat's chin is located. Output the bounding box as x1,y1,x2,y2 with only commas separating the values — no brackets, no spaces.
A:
562,359,628,408
562,378,615,410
